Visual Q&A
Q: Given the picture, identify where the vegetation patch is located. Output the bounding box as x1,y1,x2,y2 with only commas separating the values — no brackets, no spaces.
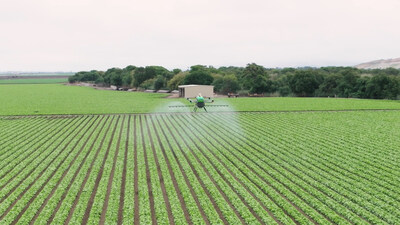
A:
0,111,399,224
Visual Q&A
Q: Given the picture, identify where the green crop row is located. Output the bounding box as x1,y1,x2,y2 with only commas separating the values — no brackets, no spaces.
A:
0,112,399,224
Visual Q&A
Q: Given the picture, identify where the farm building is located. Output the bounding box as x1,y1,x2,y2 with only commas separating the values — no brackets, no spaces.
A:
178,85,214,98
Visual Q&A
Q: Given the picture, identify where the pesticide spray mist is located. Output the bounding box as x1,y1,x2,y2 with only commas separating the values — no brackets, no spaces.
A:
150,98,245,149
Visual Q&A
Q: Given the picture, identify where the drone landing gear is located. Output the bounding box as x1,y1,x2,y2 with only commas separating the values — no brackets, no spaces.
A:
193,106,207,112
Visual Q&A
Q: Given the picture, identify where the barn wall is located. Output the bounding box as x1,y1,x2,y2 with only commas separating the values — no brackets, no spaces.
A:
180,86,214,98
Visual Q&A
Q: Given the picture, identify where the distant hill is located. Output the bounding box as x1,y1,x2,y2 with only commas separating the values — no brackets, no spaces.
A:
355,58,400,69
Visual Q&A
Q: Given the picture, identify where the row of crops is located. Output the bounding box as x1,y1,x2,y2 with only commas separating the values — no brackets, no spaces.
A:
0,111,399,224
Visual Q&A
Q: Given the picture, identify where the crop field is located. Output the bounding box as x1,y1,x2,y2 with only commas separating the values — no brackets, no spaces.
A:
0,78,68,84
2,84,400,116
0,111,399,224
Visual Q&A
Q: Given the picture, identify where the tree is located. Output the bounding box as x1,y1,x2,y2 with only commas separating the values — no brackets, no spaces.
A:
172,68,182,75
336,69,360,97
167,72,187,90
132,67,146,88
288,70,321,97
183,65,213,85
241,63,269,94
154,75,166,91
111,72,123,88
365,74,400,99
221,74,240,94
121,65,135,87
104,68,122,86
316,73,341,97
212,74,224,93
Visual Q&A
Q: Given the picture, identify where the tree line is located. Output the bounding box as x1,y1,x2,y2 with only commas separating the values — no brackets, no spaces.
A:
68,63,400,99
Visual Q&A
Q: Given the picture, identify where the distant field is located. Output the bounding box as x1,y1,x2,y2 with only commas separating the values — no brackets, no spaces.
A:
0,84,169,115
0,72,74,77
1,84,400,115
0,78,68,84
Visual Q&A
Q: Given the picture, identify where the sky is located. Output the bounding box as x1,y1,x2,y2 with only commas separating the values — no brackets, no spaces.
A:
1,0,400,71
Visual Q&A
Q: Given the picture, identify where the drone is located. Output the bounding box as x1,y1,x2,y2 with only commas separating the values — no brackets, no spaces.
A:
169,97,228,112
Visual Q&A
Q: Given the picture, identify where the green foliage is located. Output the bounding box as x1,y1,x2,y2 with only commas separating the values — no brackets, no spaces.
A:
2,84,400,116
132,66,171,88
68,64,400,99
288,70,322,97
139,78,156,90
1,111,400,224
167,72,187,90
172,68,182,75
132,67,145,87
104,68,122,86
183,65,213,85
365,74,400,99
68,70,101,83
315,73,341,97
335,69,360,97
221,74,240,94
241,63,270,94
153,75,166,91
0,84,168,115
111,72,123,88
211,74,224,92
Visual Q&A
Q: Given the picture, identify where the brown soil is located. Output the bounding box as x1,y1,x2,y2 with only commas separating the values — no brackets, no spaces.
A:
139,116,157,225
62,116,115,225
81,116,121,224
100,116,126,224
118,116,131,225
160,115,229,225
11,116,100,224
153,116,210,224
149,116,193,224
29,116,105,224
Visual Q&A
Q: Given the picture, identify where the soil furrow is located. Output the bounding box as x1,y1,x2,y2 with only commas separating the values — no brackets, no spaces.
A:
144,116,175,225
210,114,352,223
0,116,67,172
152,116,210,225
212,114,366,224
0,116,92,220
100,116,126,224
158,115,229,225
29,115,106,224
284,120,400,205
0,116,85,202
170,115,266,225
191,114,319,225
270,115,400,199
234,114,382,223
118,115,131,225
0,116,45,151
133,115,140,225
148,116,193,225
139,115,157,225
10,116,100,224
61,115,115,225
81,115,121,224
165,115,246,225
172,114,282,225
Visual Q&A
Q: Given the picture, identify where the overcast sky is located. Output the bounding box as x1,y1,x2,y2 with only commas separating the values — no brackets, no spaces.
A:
1,0,400,71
